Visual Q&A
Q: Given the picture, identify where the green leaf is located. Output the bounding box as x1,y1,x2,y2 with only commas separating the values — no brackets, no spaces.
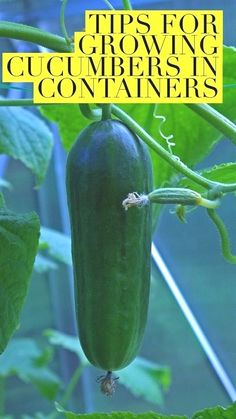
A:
192,403,236,419
40,104,88,151
215,46,236,124
179,163,236,193
40,227,72,266
34,254,58,274
56,402,236,419
117,357,171,406
0,191,5,207
0,207,40,352
33,346,54,368
45,329,88,366
0,338,61,400
57,404,186,419
0,107,53,185
32,367,61,400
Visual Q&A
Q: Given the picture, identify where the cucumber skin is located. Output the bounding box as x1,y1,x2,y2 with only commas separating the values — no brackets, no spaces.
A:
66,119,153,371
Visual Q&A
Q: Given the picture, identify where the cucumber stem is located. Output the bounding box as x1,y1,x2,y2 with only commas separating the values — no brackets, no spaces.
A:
101,104,112,120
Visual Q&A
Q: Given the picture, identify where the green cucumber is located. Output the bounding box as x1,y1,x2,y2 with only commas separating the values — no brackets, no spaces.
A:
66,119,153,373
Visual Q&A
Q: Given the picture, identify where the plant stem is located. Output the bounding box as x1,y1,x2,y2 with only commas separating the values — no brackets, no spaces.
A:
103,0,115,9
207,209,236,263
0,377,5,416
48,365,85,419
60,0,72,49
0,99,34,106
79,104,101,120
122,0,132,9
60,365,85,407
0,21,70,52
101,104,112,120
111,104,236,193
187,104,236,144
1,97,236,194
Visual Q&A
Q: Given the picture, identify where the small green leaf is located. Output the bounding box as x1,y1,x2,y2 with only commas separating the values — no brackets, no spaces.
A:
0,107,53,185
117,357,170,406
0,207,40,352
40,227,72,266
0,338,61,400
45,329,88,366
179,163,236,193
34,254,58,274
33,346,54,368
40,104,88,151
0,191,5,208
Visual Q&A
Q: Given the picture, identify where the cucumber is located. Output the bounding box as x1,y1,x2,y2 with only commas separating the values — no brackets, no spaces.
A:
66,119,153,372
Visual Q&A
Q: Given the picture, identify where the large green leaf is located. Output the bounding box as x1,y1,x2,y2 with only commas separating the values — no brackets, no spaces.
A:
59,411,185,419
40,104,89,151
215,46,236,122
0,201,40,352
179,163,236,193
0,338,61,400
57,402,236,419
121,46,236,190
117,357,170,406
45,329,88,366
0,107,53,185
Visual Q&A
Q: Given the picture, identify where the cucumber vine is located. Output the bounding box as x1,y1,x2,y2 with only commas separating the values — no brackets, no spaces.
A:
0,0,235,416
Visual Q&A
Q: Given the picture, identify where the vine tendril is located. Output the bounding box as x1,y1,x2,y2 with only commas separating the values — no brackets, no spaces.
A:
102,0,115,9
207,209,236,264
153,105,175,155
60,0,73,49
